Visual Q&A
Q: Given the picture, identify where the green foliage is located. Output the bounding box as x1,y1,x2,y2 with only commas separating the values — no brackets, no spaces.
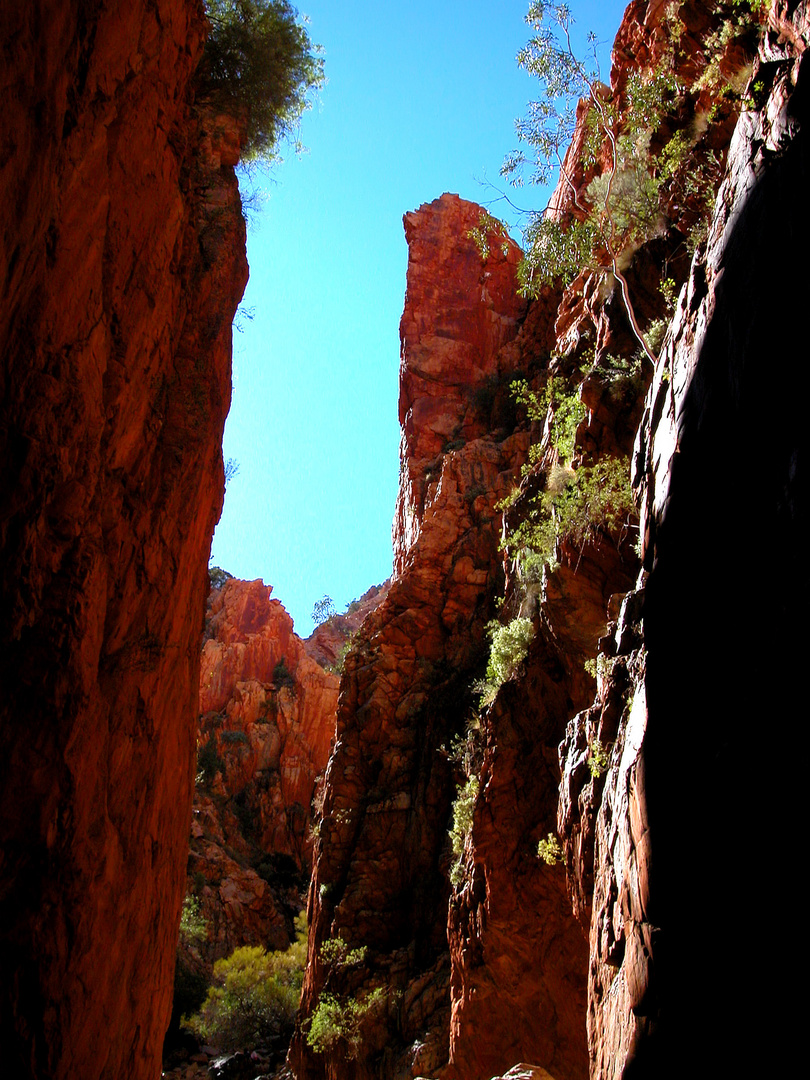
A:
273,657,295,687
208,565,233,590
467,210,512,260
512,376,586,467
196,736,223,786
179,894,208,944
537,833,564,865
482,618,535,700
200,0,324,163
311,594,336,626
587,738,611,779
306,988,386,1056
505,456,636,575
503,1,765,359
449,775,480,887
319,937,368,969
183,912,307,1051
326,631,357,675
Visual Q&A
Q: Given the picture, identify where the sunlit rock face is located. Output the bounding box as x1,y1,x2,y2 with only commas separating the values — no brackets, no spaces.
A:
393,193,529,576
192,578,338,948
290,193,539,1080
0,3,247,1078
172,578,338,1040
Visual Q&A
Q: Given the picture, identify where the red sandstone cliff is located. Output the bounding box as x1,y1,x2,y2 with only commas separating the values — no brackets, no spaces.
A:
0,3,247,1078
190,577,338,959
557,4,808,1075
291,4,800,1080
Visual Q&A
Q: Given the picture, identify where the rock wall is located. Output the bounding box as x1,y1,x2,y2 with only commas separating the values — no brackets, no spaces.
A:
292,4,803,1080
290,194,539,1080
0,3,248,1078
559,3,807,1075
191,578,338,958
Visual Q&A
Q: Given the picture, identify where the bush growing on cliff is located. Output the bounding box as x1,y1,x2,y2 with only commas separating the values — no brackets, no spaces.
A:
307,987,386,1056
449,775,480,886
502,1,767,363
476,617,535,706
200,0,324,163
183,912,307,1051
504,456,636,576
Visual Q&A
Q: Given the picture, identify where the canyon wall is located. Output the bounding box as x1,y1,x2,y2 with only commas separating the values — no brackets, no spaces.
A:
559,3,808,1075
0,3,247,1078
190,577,338,959
294,3,804,1079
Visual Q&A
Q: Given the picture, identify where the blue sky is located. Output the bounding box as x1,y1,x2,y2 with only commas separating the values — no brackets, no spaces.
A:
209,0,630,634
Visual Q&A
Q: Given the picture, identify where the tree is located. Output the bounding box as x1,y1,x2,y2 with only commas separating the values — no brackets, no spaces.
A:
500,1,765,365
183,912,307,1051
199,0,324,163
311,595,336,626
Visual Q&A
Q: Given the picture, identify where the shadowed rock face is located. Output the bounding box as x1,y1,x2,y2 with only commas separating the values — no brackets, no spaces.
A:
558,6,809,1078
0,3,247,1078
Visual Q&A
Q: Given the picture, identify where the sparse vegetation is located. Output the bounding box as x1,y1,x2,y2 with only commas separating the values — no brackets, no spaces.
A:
307,988,386,1056
449,775,480,887
537,833,564,865
208,565,233,590
476,617,535,706
196,736,224,786
319,937,368,969
587,738,612,779
312,595,336,626
504,456,636,577
501,1,766,363
199,0,324,164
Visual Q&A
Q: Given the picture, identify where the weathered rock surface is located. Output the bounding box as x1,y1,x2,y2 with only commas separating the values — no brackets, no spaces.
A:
558,3,807,1077
290,194,542,1080
0,3,247,1078
189,578,338,962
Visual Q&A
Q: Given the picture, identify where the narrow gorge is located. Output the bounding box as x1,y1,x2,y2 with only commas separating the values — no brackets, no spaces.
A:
0,2,804,1080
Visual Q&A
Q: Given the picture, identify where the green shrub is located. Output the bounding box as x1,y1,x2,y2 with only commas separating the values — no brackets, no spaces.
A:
449,775,480,887
319,937,368,969
199,0,324,163
505,456,636,575
179,894,208,944
306,988,386,1056
196,736,223,786
183,912,306,1051
587,738,612,779
273,657,295,687
512,376,586,470
311,594,336,626
477,617,535,705
537,833,564,866
208,565,233,590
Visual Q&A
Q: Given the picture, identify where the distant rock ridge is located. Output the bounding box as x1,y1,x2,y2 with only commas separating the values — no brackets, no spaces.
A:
172,577,338,1031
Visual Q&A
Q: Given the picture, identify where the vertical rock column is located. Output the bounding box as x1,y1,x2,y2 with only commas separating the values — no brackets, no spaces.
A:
0,3,248,1078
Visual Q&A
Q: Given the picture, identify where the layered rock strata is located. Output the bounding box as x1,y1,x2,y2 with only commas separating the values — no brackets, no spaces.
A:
0,3,247,1078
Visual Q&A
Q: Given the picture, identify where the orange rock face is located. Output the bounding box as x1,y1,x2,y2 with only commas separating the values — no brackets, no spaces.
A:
0,4,247,1078
171,578,338,1027
198,578,337,874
